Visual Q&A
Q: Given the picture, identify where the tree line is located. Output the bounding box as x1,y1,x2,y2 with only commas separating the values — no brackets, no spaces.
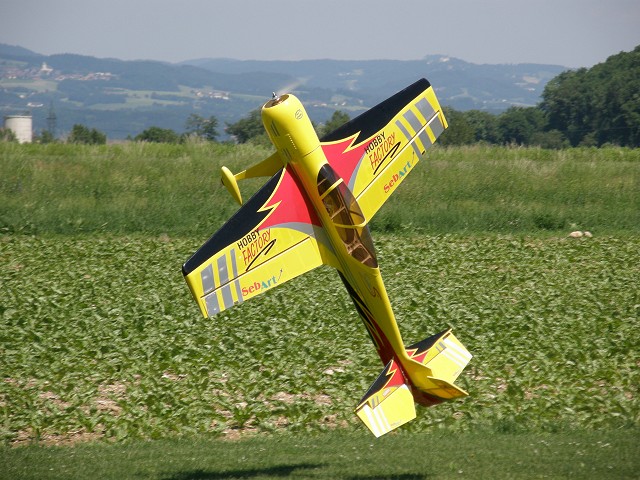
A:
18,114,221,145
13,45,638,148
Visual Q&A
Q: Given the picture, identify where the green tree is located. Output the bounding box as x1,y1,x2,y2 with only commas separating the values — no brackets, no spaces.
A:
319,110,350,137
592,47,640,146
37,130,57,144
497,107,546,145
185,114,219,141
226,110,267,143
134,126,180,143
0,128,17,143
540,69,591,146
68,124,106,145
529,129,570,149
463,110,502,143
439,107,475,145
540,45,640,147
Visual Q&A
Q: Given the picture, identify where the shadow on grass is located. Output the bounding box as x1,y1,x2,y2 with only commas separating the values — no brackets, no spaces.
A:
345,475,428,480
160,463,325,479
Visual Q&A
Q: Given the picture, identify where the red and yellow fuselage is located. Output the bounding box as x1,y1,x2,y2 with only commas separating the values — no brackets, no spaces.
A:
183,80,472,437
261,93,467,405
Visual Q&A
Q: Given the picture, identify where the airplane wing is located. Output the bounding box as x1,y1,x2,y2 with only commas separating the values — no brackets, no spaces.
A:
320,78,447,222
182,165,337,318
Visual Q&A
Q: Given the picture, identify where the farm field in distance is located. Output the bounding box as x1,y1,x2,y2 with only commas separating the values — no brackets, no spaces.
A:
1,143,638,478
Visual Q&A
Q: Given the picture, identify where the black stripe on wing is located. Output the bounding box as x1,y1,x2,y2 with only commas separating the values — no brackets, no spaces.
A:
320,78,431,145
182,168,284,276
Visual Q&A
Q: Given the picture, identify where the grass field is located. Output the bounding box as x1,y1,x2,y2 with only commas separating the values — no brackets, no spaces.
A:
1,143,638,236
2,233,638,444
2,430,638,479
1,143,638,478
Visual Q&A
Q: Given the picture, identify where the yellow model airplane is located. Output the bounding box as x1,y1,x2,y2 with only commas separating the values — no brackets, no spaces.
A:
183,78,472,437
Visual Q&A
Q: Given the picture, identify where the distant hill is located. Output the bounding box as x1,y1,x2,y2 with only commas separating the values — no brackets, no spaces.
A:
0,43,41,57
0,43,568,140
183,57,566,111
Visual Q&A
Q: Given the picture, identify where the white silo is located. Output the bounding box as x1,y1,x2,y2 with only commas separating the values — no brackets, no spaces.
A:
4,115,33,143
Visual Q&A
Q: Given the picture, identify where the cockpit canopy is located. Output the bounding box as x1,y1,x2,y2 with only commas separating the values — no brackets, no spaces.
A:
317,164,377,268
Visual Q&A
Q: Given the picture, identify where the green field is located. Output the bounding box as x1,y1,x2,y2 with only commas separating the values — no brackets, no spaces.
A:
1,143,639,478
2,430,638,479
1,143,638,236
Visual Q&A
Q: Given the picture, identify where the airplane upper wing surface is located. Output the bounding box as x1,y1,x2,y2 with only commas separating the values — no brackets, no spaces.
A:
183,165,336,318
320,78,447,222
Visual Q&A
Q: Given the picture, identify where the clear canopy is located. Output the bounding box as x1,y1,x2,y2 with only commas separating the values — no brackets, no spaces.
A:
317,164,377,268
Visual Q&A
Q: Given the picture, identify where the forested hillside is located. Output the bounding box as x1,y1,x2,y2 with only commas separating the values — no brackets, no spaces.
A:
541,46,640,146
440,46,640,147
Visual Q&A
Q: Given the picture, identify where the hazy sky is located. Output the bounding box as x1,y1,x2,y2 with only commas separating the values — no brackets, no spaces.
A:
1,0,638,68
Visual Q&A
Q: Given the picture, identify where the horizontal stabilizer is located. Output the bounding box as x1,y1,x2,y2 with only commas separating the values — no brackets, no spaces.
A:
407,329,472,385
355,359,416,438
422,376,469,400
221,152,283,205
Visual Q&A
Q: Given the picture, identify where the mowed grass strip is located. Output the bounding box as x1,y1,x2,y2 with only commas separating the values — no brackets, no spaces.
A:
1,430,638,480
1,234,638,445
